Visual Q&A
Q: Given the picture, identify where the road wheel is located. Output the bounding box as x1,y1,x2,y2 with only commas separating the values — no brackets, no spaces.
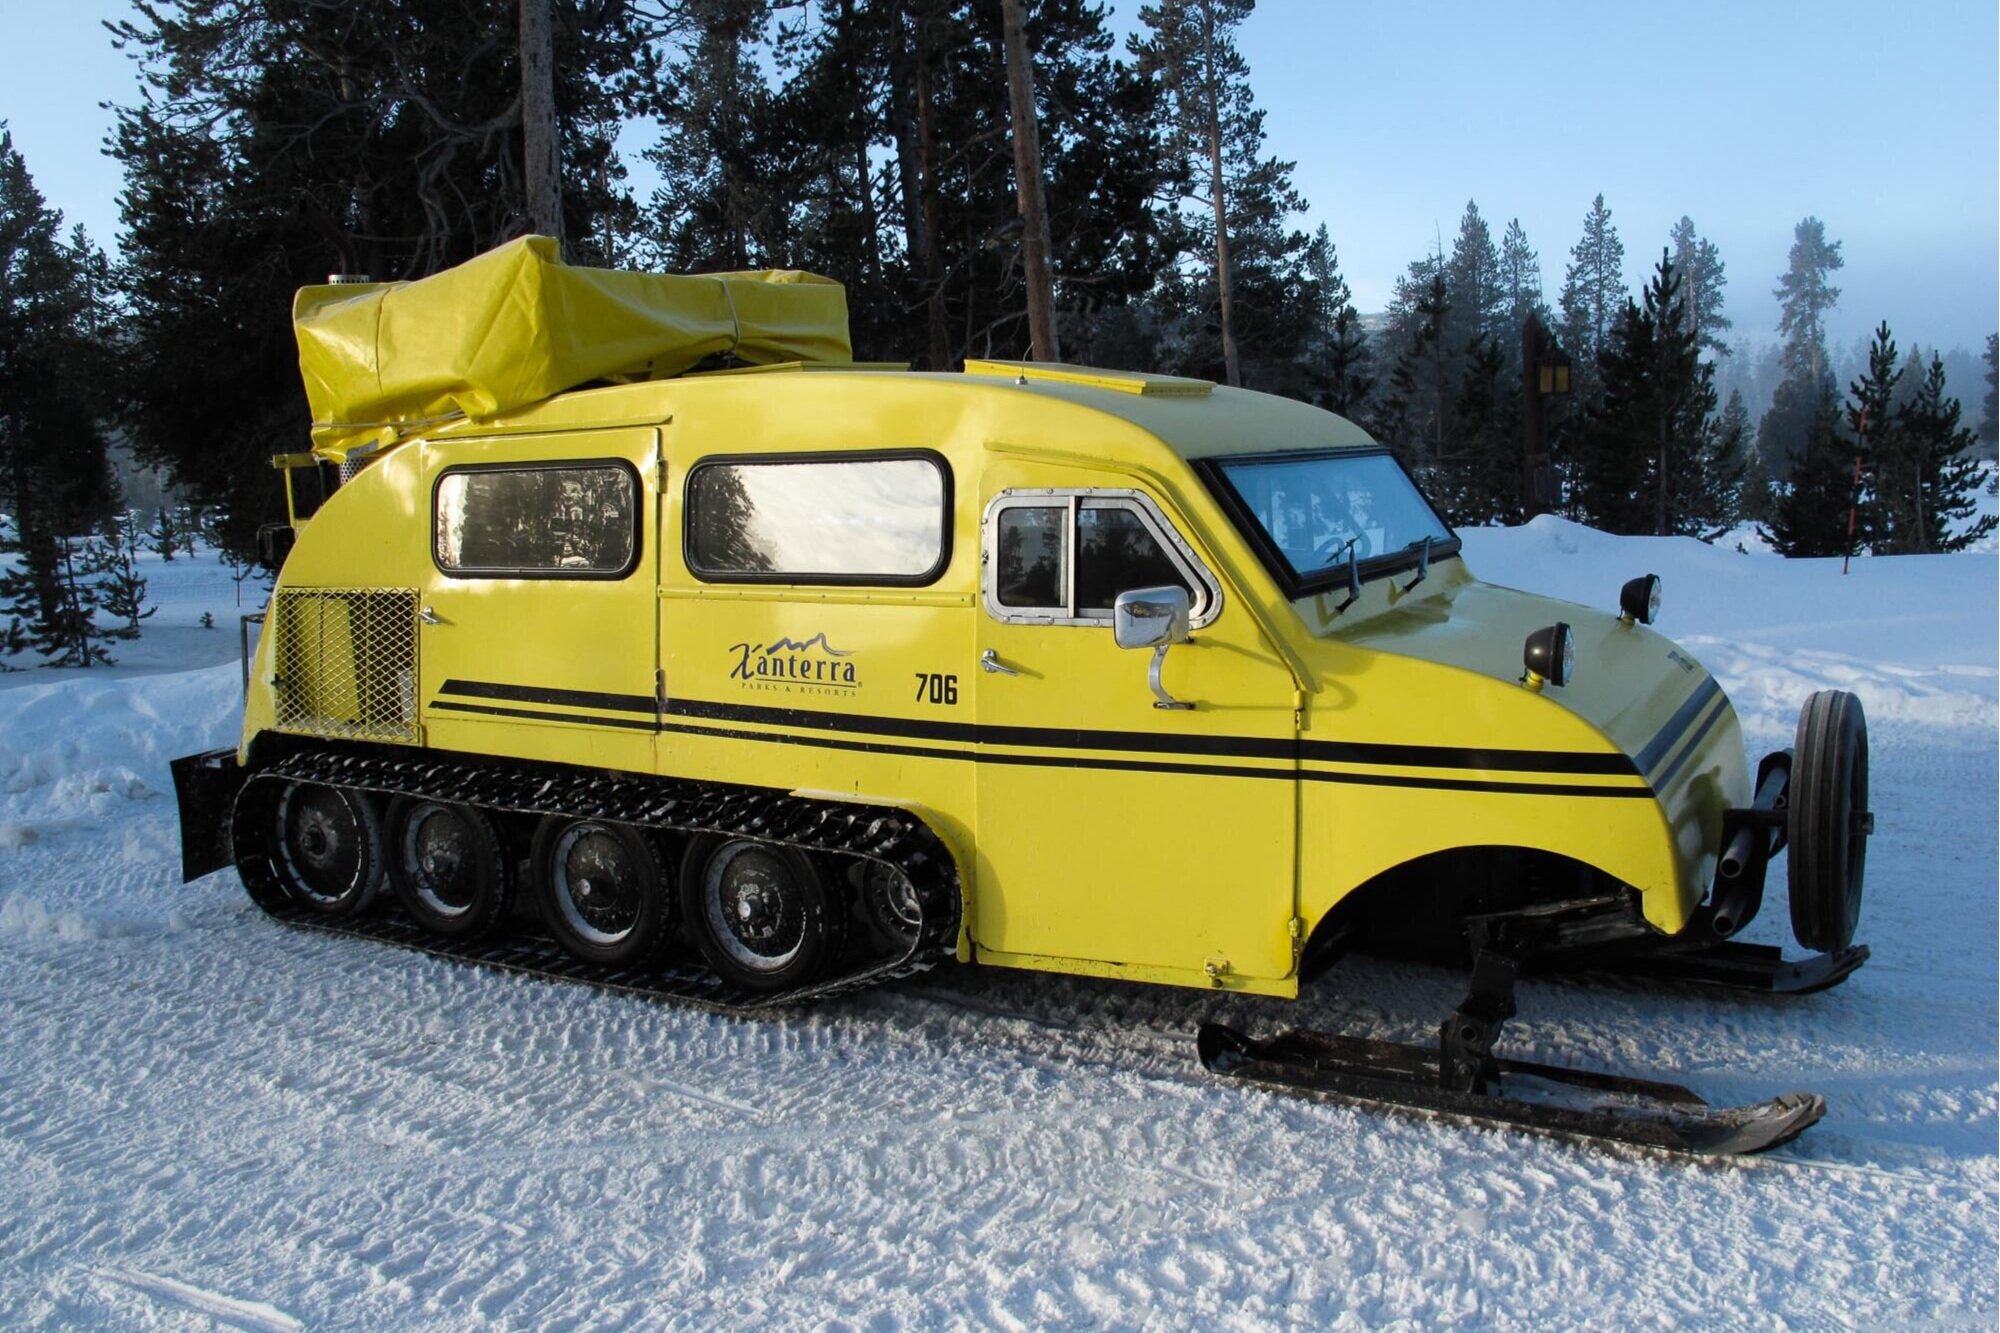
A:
1788,690,1871,953
270,781,385,917
387,798,510,939
854,859,923,951
535,818,671,967
681,837,841,992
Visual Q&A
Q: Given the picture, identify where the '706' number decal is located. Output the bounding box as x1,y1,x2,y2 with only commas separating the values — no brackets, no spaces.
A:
914,672,959,706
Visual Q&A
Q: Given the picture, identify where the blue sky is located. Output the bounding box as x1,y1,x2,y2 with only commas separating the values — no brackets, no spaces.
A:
3,0,1995,350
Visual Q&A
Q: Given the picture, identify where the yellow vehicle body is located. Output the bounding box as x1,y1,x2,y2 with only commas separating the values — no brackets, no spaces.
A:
242,357,1748,999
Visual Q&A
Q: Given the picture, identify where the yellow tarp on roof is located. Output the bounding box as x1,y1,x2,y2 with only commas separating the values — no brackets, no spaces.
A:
294,235,851,459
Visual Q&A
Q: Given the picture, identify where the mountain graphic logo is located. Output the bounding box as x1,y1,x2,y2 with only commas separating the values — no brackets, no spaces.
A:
729,632,859,688
761,633,853,658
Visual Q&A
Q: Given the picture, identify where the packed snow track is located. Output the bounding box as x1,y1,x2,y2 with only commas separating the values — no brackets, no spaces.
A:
1,521,1994,1327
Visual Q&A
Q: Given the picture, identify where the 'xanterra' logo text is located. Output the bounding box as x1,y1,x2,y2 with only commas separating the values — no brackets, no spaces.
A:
728,633,859,692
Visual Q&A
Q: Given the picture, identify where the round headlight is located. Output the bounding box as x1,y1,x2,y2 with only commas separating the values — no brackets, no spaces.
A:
1620,573,1662,625
1523,622,1575,687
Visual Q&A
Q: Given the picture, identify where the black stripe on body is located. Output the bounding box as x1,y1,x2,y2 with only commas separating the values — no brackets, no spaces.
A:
430,694,1654,799
661,696,1639,776
1635,677,1723,775
440,679,656,716
1651,696,1730,793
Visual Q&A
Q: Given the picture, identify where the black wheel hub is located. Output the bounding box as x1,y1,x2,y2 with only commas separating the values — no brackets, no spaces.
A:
280,788,362,903
560,829,641,937
716,852,804,962
409,809,476,911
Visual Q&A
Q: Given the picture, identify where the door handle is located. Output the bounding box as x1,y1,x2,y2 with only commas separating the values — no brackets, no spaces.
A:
419,606,446,626
980,649,1020,676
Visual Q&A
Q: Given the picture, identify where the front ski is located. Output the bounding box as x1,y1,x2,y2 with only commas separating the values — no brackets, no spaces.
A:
1580,939,1870,996
1196,1023,1825,1156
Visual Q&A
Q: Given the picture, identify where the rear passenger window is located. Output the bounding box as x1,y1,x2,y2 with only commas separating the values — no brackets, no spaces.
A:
685,453,951,584
996,506,1065,608
434,462,638,577
986,492,1216,626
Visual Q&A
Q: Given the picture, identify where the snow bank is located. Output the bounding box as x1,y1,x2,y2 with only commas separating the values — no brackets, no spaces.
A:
1462,513,1997,735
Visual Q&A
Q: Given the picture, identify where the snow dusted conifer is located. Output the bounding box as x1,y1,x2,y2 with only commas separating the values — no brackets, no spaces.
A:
1445,200,1506,354
1498,218,1543,338
1760,384,1859,558
1669,215,1731,359
93,509,155,638
1305,227,1372,418
1889,354,1998,554
1558,193,1627,396
1980,333,1997,451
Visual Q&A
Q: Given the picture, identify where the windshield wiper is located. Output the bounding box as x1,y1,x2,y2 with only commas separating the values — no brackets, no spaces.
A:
1401,535,1432,592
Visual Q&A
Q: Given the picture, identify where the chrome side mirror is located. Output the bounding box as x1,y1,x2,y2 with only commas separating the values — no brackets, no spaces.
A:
1113,585,1191,650
1113,585,1194,709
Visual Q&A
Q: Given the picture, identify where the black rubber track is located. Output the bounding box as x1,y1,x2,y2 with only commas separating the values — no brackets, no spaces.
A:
230,747,962,1012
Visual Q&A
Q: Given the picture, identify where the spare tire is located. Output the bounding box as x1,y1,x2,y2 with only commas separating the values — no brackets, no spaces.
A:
1788,690,1871,952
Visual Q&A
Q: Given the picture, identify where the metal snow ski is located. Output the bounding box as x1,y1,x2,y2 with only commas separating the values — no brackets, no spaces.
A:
1196,1023,1824,1156
1198,898,1828,1156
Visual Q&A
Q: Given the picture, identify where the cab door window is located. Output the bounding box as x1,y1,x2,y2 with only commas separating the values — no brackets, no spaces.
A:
983,490,1219,627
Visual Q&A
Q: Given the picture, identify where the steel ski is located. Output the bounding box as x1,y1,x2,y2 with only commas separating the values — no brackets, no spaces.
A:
1196,1023,1824,1155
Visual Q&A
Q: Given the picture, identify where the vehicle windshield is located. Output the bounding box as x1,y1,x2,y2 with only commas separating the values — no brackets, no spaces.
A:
1213,451,1454,584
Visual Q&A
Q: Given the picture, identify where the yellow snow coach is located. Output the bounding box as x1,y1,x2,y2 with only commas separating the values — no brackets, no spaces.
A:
173,237,1873,1154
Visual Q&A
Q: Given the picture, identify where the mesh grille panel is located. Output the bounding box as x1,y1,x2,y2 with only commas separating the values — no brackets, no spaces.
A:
272,588,419,744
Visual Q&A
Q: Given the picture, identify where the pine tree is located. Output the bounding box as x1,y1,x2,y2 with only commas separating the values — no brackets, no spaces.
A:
1376,266,1452,483
1557,193,1627,394
1498,218,1543,342
110,2,655,557
1757,217,1845,482
1668,215,1731,359
1439,333,1522,526
1981,332,1997,452
1445,200,1506,355
1888,354,1998,553
92,510,155,639
1304,226,1371,418
0,128,115,642
1692,388,1753,537
1137,0,1313,391
9,532,114,667
1842,323,1902,549
1774,217,1845,386
148,504,181,561
1579,253,1718,535
1760,384,1859,558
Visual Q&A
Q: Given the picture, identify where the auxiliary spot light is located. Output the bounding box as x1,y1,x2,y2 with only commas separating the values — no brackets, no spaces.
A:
1620,574,1662,626
1523,623,1575,690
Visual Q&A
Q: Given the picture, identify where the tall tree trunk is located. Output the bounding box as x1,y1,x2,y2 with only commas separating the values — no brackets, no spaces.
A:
1199,0,1240,387
519,0,564,252
916,57,951,371
885,1,928,268
1657,415,1669,536
1000,0,1059,363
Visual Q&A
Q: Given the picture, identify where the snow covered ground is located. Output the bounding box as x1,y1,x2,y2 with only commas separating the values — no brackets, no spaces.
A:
1,524,1994,1328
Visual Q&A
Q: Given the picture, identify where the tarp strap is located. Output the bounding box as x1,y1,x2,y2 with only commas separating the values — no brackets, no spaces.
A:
718,277,742,358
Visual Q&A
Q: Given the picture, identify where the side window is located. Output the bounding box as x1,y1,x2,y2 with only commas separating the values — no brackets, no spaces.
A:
434,462,638,577
996,506,1065,608
986,491,1217,626
1076,505,1192,611
685,453,951,585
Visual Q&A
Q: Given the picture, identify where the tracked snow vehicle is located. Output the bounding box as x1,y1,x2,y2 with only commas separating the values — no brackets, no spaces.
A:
173,237,1873,1155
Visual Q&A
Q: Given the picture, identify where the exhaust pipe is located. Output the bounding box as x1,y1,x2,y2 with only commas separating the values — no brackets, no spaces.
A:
1708,756,1791,937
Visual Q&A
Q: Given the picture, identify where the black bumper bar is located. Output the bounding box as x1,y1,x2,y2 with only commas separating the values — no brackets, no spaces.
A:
170,748,246,882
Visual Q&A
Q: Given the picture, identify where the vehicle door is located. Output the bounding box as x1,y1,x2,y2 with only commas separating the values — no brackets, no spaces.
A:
973,461,1301,987
417,427,662,772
